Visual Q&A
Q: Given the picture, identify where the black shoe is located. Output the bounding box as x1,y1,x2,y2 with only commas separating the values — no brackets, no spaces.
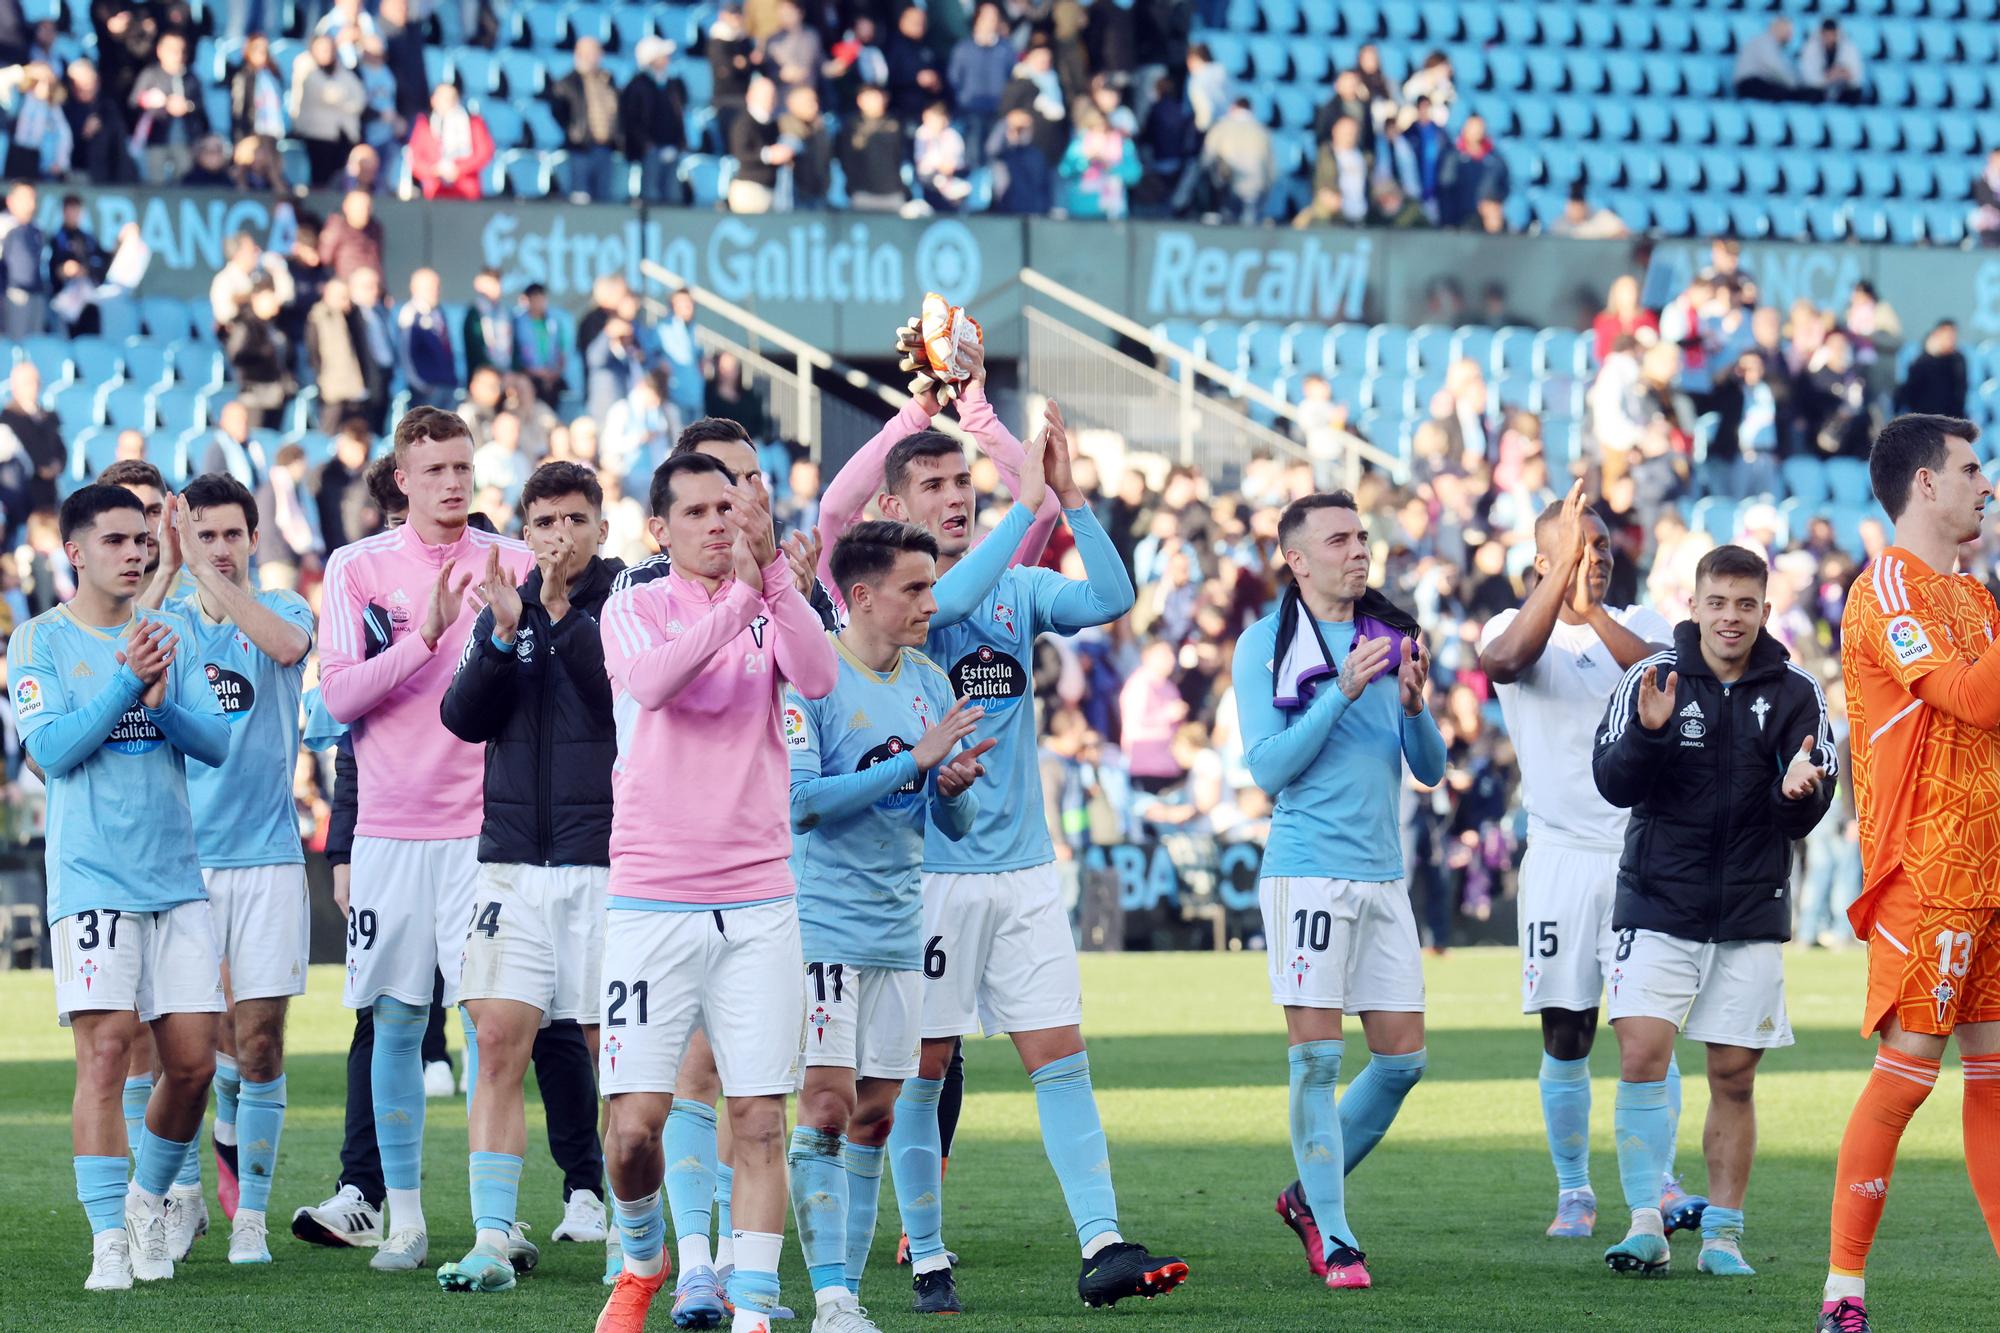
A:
1817,1299,1872,1332
913,1267,962,1314
1078,1242,1191,1308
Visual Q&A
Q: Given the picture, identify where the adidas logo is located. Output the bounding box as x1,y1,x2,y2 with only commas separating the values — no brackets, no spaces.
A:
1849,1178,1887,1201
849,709,872,729
665,620,686,635
1756,1016,1775,1033
70,660,93,677
1679,700,1704,719
391,588,408,603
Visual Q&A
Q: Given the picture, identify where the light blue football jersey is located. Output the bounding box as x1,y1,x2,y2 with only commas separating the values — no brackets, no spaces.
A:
920,502,1134,873
172,589,315,868
786,637,973,971
9,605,228,922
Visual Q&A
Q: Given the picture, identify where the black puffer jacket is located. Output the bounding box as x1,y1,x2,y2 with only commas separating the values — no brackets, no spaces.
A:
1592,620,1837,943
441,556,623,867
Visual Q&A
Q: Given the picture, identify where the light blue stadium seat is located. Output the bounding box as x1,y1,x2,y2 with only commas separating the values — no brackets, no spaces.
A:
1494,373,1538,413
1597,99,1636,143
1604,53,1645,99
1495,327,1537,377
1486,46,1527,92
1411,325,1454,371
422,45,450,89
452,47,501,94
1459,3,1499,46
1740,153,1780,194
1244,322,1287,374
1926,204,1969,245
139,296,193,343
1565,50,1608,96
1625,144,1665,189
1287,46,1330,88
1659,146,1703,192
1745,103,1787,147
1656,11,1693,53
1690,495,1737,544
1678,102,1714,146
1632,99,1673,143
1261,0,1299,33
1613,11,1655,51
1874,65,1913,107
1542,417,1576,470
1329,323,1369,372
1895,156,1937,198
1512,2,1554,47
1652,196,1693,235
71,427,118,480
1297,0,1334,34
1533,328,1587,378
50,382,97,433
1419,1,1460,42
1689,196,1731,237
120,342,171,388
500,149,551,198
1574,7,1613,50
1845,198,1891,242
173,345,223,389
1682,62,1723,100
1246,35,1289,82
1281,323,1329,374
1806,204,1848,242
1826,107,1866,153
1452,326,1495,375
1728,197,1771,238
1947,67,1987,110
1782,457,1830,505
566,4,612,47
1525,49,1565,92
1198,320,1248,373
471,98,524,149
1710,102,1750,146
1819,156,1860,198
515,0,566,48
496,49,547,96
1153,319,1202,354
1940,115,1979,158
1690,13,1732,55
101,382,150,432
1337,0,1379,38
70,337,119,384
22,336,69,386
1884,200,1926,245
1366,325,1412,375
1826,458,1873,507
152,385,207,433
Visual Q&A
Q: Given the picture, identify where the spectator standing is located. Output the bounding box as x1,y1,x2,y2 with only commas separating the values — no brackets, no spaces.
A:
1897,320,1969,418
778,84,831,210
462,266,512,377
726,75,792,214
290,33,366,185
512,282,566,407
1311,68,1375,155
356,37,402,177
703,350,768,440
1134,74,1197,212
225,284,294,430
0,180,45,341
306,276,370,431
409,82,492,199
91,0,155,116
377,0,429,131
574,272,627,356
763,0,820,95
914,100,971,211
313,417,373,547
320,187,382,279
990,106,1055,215
1799,19,1865,104
64,59,131,183
1551,184,1630,239
620,37,686,204
1060,102,1141,220
396,267,456,409
254,441,320,588
885,5,942,121
228,33,288,141
1292,114,1369,228
1733,17,1798,101
705,0,754,130
5,63,72,180
209,229,294,329
346,265,395,431
470,409,529,502
1439,112,1508,230
550,38,621,203
179,131,232,185
825,16,887,110
1975,148,2000,247
200,399,267,489
1001,37,1069,163
584,316,642,424
1798,332,1871,457
656,286,704,425
0,361,62,516
47,193,106,336
949,3,1015,167
1196,97,1273,224
1183,42,1227,133
1592,275,1659,365
129,30,206,182
601,368,678,487
1402,50,1454,122
313,0,376,70
837,84,908,212
1120,639,1189,792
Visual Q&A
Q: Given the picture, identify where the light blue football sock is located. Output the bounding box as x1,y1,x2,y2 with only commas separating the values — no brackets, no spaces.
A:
613,1189,666,1276
1029,1052,1120,1249
841,1138,885,1293
469,1150,523,1239
1663,1054,1683,1178
75,1155,128,1233
460,1008,479,1118
788,1126,848,1294
1540,1053,1593,1192
715,1162,734,1246
887,1076,945,1266
1340,1048,1425,1174
1289,1039,1354,1255
663,1099,719,1246
371,997,428,1192
122,1076,152,1155
724,1230,782,1315
1701,1204,1745,1241
175,1111,203,1188
213,1053,240,1145
237,1075,287,1213
135,1128,190,1202
1614,1080,1673,1220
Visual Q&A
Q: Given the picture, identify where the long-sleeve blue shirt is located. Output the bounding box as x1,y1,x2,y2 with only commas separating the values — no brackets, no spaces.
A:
1231,609,1446,882
922,500,1135,872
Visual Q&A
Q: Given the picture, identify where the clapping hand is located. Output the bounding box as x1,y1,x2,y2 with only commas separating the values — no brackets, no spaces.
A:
936,737,998,799
1338,636,1394,701
117,617,177,708
420,558,476,650
783,528,822,599
1398,636,1431,717
1635,665,1680,732
468,545,523,642
911,697,986,771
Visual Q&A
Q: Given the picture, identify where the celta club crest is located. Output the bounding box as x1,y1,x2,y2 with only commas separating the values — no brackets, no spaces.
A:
1290,954,1311,986
346,959,359,985
811,1005,831,1041
1609,966,1624,997
605,1036,624,1072
748,615,769,647
1935,978,1958,1023
77,957,98,990
1523,963,1541,991
911,693,930,722
993,602,1015,635
1751,696,1771,731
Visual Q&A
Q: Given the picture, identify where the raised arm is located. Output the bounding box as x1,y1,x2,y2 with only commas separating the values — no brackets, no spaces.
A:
439,605,515,744
815,395,939,588
1592,658,1678,809
1478,483,1586,684
933,501,1032,627
954,378,1061,564
321,552,471,723
1033,502,1137,633
602,581,762,711
177,500,313,666
763,556,839,700
154,637,230,768
1769,676,1838,840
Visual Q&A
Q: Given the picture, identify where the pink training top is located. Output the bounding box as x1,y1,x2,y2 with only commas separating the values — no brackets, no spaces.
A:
320,523,533,840
815,382,1061,601
601,554,838,904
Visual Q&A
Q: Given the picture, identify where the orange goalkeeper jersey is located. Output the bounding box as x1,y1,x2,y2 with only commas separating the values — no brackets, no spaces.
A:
1842,547,2000,931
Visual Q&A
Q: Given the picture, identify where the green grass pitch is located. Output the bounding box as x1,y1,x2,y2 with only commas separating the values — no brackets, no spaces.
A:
0,949,1988,1331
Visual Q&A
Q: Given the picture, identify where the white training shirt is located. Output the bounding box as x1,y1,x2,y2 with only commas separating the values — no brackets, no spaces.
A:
1477,604,1675,852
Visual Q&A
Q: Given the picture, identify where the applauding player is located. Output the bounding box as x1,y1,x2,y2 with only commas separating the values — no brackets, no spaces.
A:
15,484,230,1290
785,521,995,1332
168,475,316,1266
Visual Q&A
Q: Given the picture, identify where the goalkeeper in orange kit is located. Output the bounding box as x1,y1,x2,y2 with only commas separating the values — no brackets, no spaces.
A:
1823,414,2000,1333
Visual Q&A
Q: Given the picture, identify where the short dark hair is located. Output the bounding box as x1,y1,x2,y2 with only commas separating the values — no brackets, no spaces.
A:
1870,413,1980,519
830,520,939,598
1694,543,1769,591
883,430,965,497
671,416,752,457
60,483,143,544
1531,496,1607,551
60,193,81,210
522,282,547,299
180,471,258,534
520,460,603,515
393,405,473,462
96,458,166,494
365,454,406,517
1276,491,1358,551
649,451,732,517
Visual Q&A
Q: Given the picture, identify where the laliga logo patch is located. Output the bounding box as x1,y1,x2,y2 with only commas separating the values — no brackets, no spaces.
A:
1886,615,1932,666
13,675,41,719
783,704,809,750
